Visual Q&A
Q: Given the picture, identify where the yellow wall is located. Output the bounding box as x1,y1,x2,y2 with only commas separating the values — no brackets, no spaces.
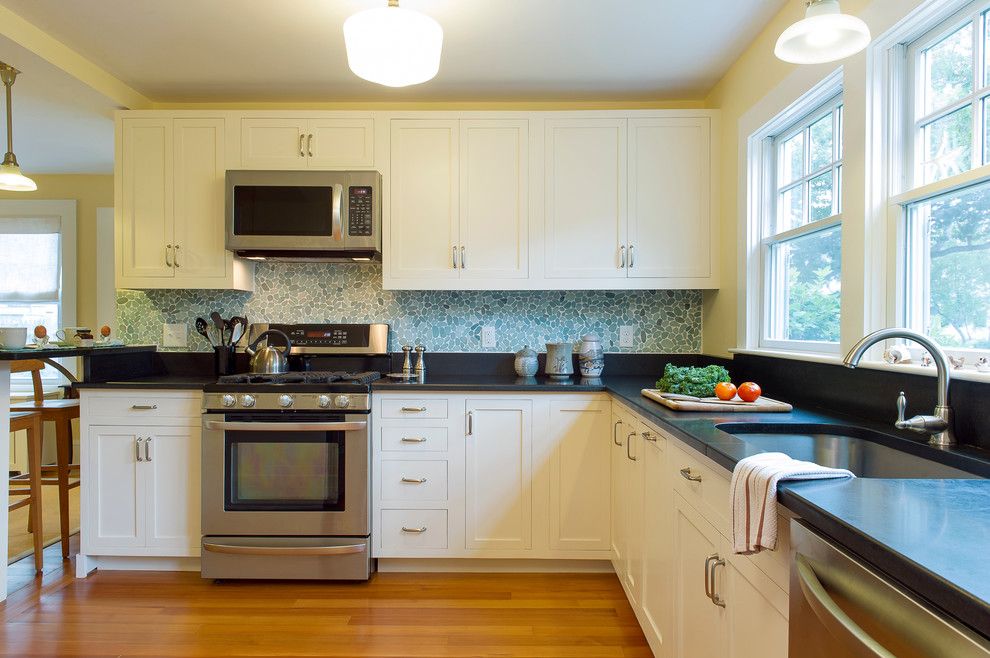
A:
0,174,114,329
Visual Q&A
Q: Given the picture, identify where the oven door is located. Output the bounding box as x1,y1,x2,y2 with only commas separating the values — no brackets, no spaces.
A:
201,413,369,537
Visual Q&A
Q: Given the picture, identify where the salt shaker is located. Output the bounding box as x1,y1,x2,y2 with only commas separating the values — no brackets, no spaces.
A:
414,345,426,378
401,345,413,375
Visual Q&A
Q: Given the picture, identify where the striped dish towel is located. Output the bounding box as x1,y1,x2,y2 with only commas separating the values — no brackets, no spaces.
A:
731,452,854,554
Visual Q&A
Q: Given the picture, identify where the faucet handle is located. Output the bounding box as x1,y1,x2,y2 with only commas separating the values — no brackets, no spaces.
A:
896,391,906,424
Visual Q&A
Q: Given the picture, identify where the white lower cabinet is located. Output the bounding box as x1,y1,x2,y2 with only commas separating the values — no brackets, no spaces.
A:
640,424,671,657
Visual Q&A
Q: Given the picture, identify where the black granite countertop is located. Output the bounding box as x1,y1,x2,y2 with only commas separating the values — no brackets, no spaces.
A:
74,374,216,390
0,344,157,360
373,374,609,391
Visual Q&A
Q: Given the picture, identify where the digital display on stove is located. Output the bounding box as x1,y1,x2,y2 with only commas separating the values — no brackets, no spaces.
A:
276,324,371,348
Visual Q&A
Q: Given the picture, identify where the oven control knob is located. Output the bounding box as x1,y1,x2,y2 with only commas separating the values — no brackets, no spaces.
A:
317,394,332,408
221,394,236,408
278,394,294,408
240,394,256,408
333,395,351,409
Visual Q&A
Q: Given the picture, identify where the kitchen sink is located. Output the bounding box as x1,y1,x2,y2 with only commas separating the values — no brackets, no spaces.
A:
716,423,983,479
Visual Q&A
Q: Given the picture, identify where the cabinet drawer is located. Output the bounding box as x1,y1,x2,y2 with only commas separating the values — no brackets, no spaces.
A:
381,426,448,452
380,509,448,550
380,399,448,419
669,442,730,535
84,393,201,423
380,460,448,502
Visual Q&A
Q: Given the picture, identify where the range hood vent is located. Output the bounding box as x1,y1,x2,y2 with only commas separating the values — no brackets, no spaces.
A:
235,249,381,263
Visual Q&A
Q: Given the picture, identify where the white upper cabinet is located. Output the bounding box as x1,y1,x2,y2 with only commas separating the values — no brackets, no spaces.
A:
172,118,227,280
628,117,713,281
240,116,374,169
119,118,173,280
544,118,628,280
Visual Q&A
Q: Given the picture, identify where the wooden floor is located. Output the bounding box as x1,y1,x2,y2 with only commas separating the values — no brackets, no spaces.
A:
0,553,650,657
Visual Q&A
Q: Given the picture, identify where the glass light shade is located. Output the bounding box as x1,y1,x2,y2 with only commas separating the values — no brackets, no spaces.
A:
0,161,36,191
343,3,443,87
775,0,871,65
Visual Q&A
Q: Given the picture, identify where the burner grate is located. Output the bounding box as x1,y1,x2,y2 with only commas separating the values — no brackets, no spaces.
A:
216,370,382,385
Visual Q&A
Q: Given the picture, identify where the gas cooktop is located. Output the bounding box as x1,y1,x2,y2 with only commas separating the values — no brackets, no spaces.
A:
215,370,382,386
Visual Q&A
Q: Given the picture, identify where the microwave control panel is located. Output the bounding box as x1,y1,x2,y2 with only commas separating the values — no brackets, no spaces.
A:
348,186,374,236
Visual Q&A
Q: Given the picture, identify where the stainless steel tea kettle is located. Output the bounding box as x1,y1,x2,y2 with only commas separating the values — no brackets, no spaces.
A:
245,330,291,374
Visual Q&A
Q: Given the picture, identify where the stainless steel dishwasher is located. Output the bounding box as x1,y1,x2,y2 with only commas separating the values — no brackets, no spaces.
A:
790,520,990,657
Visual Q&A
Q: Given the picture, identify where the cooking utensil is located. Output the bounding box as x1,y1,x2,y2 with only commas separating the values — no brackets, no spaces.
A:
245,330,291,374
195,317,215,347
229,316,247,346
210,312,226,345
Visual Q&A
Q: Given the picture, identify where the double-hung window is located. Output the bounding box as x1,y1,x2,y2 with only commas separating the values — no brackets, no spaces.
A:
889,1,990,363
755,87,844,354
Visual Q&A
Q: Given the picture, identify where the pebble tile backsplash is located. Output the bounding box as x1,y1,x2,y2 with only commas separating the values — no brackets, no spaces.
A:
116,263,702,353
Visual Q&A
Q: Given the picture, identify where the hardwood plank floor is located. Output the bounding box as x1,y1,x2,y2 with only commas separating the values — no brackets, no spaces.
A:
0,557,651,657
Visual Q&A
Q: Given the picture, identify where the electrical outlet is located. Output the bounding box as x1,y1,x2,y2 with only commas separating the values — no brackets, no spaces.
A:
481,325,496,348
619,325,635,348
162,323,187,348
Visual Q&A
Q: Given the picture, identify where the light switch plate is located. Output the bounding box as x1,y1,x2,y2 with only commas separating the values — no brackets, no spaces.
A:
619,325,635,348
481,326,496,348
163,323,187,348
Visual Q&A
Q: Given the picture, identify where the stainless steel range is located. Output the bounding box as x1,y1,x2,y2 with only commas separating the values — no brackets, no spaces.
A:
200,323,388,581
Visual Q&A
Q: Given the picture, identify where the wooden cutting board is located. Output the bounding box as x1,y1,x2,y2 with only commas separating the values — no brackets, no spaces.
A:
641,389,793,412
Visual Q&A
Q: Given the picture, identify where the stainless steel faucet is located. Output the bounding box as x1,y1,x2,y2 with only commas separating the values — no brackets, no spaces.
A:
843,328,956,448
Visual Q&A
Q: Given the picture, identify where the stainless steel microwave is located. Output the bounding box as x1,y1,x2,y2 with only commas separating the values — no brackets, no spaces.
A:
225,170,382,262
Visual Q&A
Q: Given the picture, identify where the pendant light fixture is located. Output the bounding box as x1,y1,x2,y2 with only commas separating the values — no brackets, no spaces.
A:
775,0,871,65
0,62,36,192
343,0,443,87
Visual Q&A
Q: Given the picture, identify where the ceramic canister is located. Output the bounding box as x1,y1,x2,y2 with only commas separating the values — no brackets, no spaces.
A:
514,345,539,377
545,342,574,379
578,334,605,376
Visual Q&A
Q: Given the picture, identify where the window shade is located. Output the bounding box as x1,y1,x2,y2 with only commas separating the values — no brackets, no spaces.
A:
0,217,61,302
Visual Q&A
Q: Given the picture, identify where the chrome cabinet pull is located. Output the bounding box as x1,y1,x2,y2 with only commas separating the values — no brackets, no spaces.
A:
131,404,158,410
307,133,314,157
204,542,365,556
710,556,726,607
613,420,623,446
400,406,427,413
401,437,427,443
642,430,657,442
331,183,343,241
401,526,427,533
205,420,367,432
452,245,458,269
626,431,637,461
619,245,626,268
299,133,305,156
401,477,428,484
144,437,152,462
680,467,702,482
467,411,474,436
704,554,717,600
164,244,173,268
173,244,181,267
460,245,466,268
135,437,144,462
628,244,635,268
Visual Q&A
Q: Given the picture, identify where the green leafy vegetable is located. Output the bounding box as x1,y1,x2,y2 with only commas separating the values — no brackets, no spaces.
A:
655,364,731,398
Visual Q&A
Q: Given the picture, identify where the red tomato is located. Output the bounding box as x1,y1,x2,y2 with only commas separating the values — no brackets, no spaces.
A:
737,382,762,402
714,382,737,401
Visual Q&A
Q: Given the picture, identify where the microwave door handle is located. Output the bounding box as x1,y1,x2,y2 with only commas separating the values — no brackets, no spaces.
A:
204,420,368,432
331,183,343,242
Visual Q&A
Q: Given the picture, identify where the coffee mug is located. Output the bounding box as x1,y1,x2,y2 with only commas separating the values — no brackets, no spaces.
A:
0,327,28,349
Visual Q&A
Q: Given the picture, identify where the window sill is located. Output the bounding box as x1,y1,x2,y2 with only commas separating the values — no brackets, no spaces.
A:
729,348,990,384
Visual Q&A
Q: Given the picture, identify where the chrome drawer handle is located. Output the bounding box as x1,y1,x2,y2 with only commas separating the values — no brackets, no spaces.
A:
680,467,702,482
401,526,427,533
401,477,428,484
144,436,152,462
400,406,427,412
401,437,427,443
131,404,158,410
710,556,726,607
642,431,657,442
135,437,144,462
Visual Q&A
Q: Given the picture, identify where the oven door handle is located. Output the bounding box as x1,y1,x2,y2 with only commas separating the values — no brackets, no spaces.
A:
203,542,366,557
204,420,367,432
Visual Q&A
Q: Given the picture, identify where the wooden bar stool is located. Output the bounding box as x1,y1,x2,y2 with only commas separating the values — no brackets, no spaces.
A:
10,359,80,560
9,411,44,574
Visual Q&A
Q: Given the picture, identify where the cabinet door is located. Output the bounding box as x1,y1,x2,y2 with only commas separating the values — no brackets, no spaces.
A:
628,118,711,279
622,421,645,603
464,399,533,550
547,400,611,551
609,409,627,569
726,557,789,658
119,118,173,279
240,118,306,169
86,426,145,552
172,118,227,280
307,118,375,168
544,119,627,279
641,435,672,655
459,120,529,280
672,494,727,658
145,426,201,554
389,120,460,281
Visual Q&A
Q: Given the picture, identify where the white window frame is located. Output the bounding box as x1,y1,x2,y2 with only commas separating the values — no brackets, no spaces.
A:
871,0,990,372
0,200,77,395
747,70,844,356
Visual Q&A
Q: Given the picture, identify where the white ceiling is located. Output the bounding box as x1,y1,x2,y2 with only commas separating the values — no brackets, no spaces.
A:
0,0,787,103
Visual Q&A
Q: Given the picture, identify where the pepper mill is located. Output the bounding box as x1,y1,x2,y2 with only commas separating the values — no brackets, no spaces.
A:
414,345,426,378
401,345,413,375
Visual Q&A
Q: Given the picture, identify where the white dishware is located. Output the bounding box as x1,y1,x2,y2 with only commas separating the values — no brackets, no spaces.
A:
0,327,28,349
578,334,604,376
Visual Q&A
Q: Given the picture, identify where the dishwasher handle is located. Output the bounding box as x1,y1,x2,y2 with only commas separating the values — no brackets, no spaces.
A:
796,554,896,658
